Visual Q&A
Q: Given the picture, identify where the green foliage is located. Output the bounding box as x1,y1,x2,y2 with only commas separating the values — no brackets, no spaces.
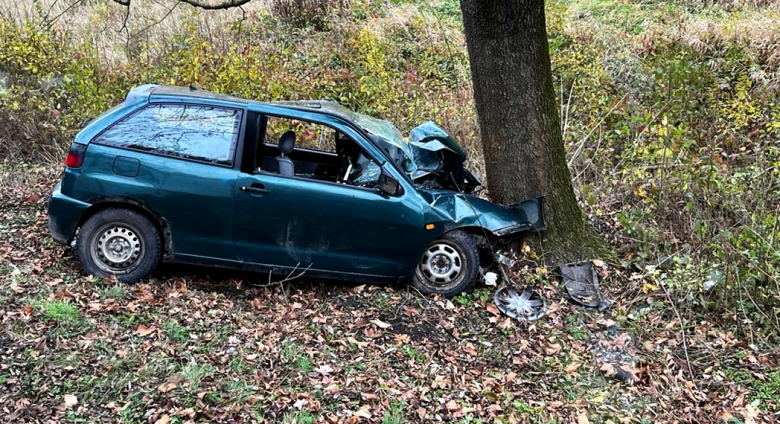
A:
35,300,80,323
548,0,780,337
162,320,190,343
282,408,316,424
0,4,475,163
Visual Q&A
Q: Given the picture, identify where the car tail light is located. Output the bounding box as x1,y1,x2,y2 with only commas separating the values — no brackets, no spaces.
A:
65,143,87,168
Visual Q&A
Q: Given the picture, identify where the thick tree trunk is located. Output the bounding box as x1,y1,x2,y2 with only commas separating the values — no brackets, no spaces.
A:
460,0,601,263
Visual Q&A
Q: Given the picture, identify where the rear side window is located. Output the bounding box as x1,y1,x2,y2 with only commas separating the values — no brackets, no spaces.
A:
94,104,243,166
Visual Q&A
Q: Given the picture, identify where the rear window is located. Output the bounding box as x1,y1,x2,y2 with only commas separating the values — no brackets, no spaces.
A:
94,104,243,165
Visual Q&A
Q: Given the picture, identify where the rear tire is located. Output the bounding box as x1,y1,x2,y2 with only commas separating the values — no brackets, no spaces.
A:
413,231,479,297
76,208,161,283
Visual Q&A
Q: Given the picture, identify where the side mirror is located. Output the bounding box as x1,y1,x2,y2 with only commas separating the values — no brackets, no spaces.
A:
377,172,402,196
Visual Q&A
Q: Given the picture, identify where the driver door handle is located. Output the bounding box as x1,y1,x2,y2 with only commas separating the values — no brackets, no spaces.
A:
241,184,269,195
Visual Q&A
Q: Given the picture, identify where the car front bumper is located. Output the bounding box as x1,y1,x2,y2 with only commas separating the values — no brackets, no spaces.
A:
48,181,91,244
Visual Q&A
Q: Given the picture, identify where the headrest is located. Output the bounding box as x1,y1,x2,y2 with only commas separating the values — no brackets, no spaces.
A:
278,130,296,155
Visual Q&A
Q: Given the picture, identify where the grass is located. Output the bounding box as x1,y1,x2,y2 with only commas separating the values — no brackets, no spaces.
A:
98,285,126,300
36,300,80,324
381,400,405,424
282,409,316,424
162,320,189,342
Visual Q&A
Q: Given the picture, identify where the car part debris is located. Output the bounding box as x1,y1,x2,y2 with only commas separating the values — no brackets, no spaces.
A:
484,271,498,286
494,286,547,321
560,261,612,312
496,252,517,267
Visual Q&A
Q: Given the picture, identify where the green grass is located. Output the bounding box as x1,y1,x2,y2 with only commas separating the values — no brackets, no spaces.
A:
162,320,190,342
291,356,314,373
381,400,405,424
98,285,126,300
282,409,316,424
35,300,80,323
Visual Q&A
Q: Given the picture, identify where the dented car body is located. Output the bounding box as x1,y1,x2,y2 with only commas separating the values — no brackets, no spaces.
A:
48,85,545,295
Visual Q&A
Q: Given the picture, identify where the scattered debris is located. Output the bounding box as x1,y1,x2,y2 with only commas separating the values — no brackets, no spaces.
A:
483,271,498,286
496,252,517,267
494,286,547,321
560,261,612,312
703,269,723,292
591,320,640,384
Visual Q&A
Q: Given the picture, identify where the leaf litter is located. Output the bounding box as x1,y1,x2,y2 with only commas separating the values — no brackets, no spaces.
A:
0,165,777,423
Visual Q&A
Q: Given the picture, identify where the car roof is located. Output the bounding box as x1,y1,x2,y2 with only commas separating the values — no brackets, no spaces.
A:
142,85,358,124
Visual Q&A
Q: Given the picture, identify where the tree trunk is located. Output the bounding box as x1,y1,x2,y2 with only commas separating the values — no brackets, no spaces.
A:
460,0,602,263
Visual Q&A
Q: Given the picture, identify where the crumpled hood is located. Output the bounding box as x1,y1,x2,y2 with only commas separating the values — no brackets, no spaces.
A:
408,121,467,162
420,190,546,236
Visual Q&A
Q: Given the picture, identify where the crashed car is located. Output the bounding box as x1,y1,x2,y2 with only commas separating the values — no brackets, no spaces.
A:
48,85,545,297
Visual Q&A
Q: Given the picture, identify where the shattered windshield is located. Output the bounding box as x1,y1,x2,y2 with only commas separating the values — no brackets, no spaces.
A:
353,114,442,179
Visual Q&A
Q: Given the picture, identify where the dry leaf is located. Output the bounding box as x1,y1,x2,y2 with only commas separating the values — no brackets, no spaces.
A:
316,364,334,375
577,411,590,424
370,319,391,329
353,406,371,418
64,394,77,408
136,324,155,337
155,415,170,424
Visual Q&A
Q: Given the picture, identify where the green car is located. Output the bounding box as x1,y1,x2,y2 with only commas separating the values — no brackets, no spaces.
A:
48,85,545,297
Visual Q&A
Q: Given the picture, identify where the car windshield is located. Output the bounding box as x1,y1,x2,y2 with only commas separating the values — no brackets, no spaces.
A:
353,113,440,179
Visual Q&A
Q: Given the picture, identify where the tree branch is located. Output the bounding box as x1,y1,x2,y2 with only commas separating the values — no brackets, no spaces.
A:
111,0,252,11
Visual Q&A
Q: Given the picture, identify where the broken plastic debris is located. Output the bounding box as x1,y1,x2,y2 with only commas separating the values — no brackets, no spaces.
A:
484,272,498,286
494,286,547,321
560,261,612,312
496,252,516,267
703,269,723,292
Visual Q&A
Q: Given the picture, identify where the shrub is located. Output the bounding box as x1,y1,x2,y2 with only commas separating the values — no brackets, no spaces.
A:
268,0,348,30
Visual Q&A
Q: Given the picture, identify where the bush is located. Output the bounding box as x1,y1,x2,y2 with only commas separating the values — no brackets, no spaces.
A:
269,0,348,30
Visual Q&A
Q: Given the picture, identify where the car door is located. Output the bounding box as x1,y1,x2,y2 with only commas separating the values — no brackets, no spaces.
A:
233,114,428,277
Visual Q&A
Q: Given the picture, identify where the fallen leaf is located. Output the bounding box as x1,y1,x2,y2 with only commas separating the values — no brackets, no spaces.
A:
136,324,155,337
565,362,581,374
578,411,590,424
353,406,371,418
370,319,391,329
394,334,410,345
64,394,77,408
155,415,170,424
316,364,334,375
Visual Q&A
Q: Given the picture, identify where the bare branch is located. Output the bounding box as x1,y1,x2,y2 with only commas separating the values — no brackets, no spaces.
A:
126,0,180,42
118,0,131,34
43,0,86,29
111,0,252,11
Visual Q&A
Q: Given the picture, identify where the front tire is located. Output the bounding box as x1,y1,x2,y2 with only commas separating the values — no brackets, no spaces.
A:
76,208,161,283
413,231,479,297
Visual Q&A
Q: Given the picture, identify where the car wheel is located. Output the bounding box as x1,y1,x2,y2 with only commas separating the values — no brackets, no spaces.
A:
413,230,479,297
76,208,161,283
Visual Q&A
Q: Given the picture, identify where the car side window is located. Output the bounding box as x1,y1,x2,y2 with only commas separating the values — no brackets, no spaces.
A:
265,116,336,152
259,116,382,188
94,104,242,166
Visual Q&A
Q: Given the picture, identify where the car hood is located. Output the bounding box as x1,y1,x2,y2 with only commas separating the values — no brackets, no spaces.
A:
420,190,547,236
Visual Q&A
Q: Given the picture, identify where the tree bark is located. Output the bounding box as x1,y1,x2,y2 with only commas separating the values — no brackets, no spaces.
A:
460,0,601,263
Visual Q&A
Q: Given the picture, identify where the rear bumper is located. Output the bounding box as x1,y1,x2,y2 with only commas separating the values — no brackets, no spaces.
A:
48,181,91,244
